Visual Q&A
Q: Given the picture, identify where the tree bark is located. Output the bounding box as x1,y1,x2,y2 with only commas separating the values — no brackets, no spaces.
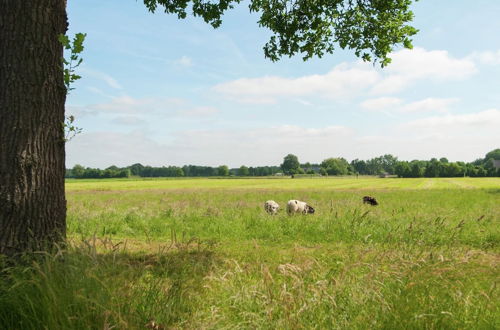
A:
0,0,68,257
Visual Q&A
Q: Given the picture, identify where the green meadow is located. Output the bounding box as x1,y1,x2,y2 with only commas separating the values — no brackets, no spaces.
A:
1,177,499,329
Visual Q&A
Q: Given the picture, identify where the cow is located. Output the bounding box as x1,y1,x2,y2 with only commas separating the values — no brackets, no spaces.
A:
286,200,315,215
264,200,280,215
363,196,378,206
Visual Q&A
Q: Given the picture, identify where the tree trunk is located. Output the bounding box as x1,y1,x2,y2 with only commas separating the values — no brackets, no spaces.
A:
0,0,68,257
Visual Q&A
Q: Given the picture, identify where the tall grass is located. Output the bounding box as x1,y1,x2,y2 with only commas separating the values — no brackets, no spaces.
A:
1,177,499,329
67,186,499,249
1,240,497,329
0,240,219,329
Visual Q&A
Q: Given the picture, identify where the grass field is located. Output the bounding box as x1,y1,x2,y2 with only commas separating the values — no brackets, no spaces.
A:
1,177,499,329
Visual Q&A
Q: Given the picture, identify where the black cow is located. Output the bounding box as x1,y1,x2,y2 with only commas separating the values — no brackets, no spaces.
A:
363,196,378,206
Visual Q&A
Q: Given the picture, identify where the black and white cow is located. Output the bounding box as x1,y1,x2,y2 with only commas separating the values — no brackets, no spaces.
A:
264,200,280,215
286,200,315,215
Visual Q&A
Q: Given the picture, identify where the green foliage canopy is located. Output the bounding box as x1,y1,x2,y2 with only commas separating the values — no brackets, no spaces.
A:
281,154,300,175
217,165,230,176
239,165,250,176
484,148,500,168
320,157,350,175
143,0,418,65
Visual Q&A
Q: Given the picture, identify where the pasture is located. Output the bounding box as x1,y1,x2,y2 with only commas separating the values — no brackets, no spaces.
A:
1,177,499,329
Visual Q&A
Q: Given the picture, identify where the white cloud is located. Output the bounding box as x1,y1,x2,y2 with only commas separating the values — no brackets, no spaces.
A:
360,97,403,111
351,134,499,163
213,48,479,102
76,96,219,119
212,62,380,104
386,47,477,80
360,97,459,115
349,109,500,161
225,96,278,105
468,50,500,65
66,108,500,168
399,98,459,114
371,47,477,94
369,75,408,94
89,96,180,114
295,99,313,106
67,131,165,167
401,109,500,131
178,106,219,117
171,125,356,165
89,96,148,114
67,125,355,167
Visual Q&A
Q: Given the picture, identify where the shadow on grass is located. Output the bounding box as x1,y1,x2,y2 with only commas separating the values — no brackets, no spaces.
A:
0,239,221,329
485,188,500,195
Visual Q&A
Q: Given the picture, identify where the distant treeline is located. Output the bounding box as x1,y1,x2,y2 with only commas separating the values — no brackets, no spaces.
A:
66,148,500,179
66,164,282,179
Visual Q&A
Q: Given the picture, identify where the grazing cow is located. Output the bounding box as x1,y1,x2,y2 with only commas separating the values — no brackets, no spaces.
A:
264,200,280,215
363,196,378,206
286,200,315,215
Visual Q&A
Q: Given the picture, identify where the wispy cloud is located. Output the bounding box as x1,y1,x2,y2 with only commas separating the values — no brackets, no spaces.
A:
360,97,403,111
72,95,219,120
399,98,459,114
400,108,500,131
66,105,97,118
111,116,148,126
86,86,115,98
177,106,219,117
360,97,459,115
174,56,193,67
80,68,123,89
468,50,500,65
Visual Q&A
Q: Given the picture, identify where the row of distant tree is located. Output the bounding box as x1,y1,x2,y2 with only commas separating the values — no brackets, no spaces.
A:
66,148,500,179
66,163,283,179
280,149,500,178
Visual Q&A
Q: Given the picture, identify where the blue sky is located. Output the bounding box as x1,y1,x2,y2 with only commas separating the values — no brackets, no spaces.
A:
66,0,500,168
